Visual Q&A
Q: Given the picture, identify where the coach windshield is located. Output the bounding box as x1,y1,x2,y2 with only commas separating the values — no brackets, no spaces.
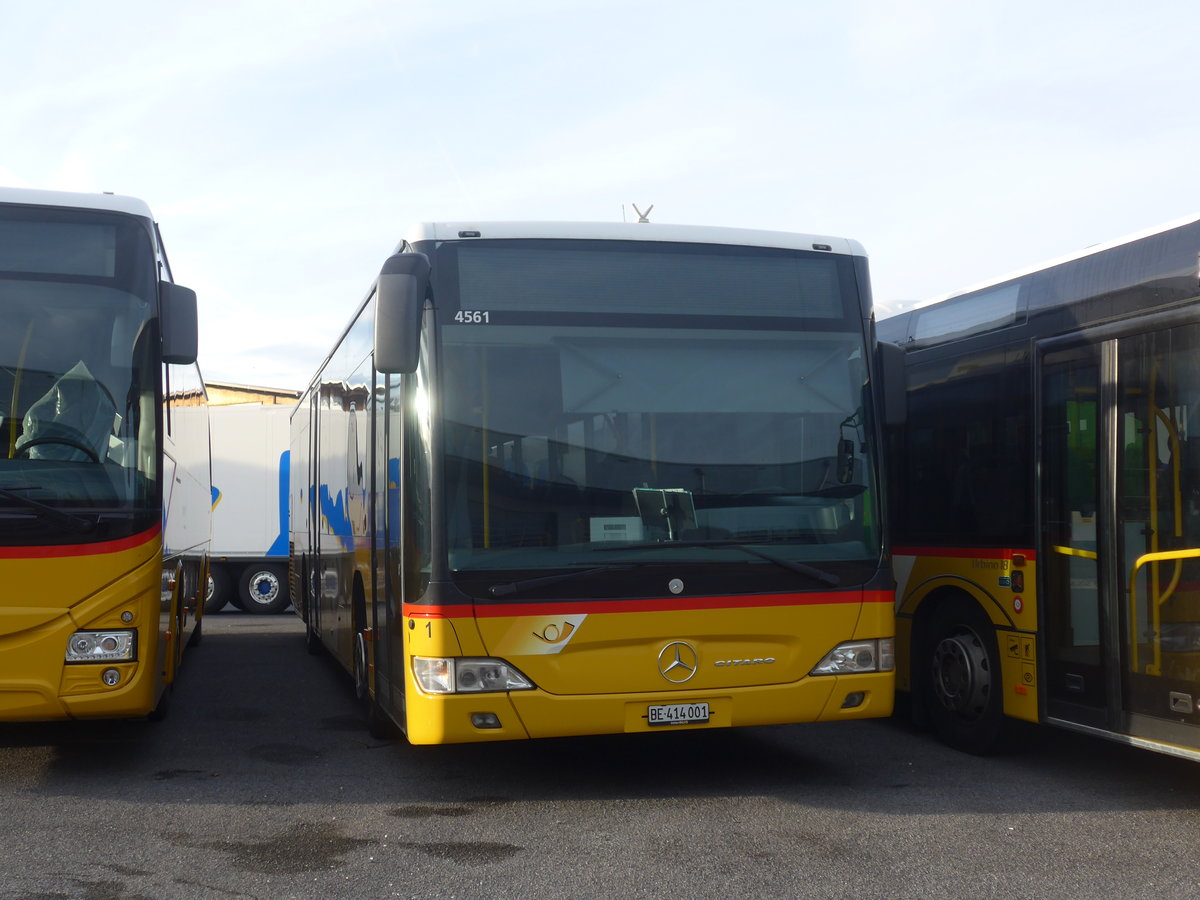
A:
0,205,160,545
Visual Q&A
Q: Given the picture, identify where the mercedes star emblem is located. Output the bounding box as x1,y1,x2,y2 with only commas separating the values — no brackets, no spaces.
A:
658,640,699,683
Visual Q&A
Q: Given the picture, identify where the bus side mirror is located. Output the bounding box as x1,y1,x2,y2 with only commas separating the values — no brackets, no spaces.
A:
375,253,431,374
837,438,856,484
878,341,907,427
161,282,199,365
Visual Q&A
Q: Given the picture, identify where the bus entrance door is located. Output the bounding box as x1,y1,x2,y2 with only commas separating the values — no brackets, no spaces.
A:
1040,325,1200,754
1040,342,1110,730
1116,325,1200,747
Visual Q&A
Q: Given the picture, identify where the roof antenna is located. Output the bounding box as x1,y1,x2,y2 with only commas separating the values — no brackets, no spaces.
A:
631,203,653,224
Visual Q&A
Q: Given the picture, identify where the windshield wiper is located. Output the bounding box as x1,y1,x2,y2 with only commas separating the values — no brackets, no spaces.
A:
597,539,841,587
801,483,867,499
488,563,636,597
0,487,94,534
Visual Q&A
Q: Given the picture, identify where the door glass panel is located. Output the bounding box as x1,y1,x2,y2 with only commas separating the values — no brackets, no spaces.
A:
1118,325,1200,725
1041,346,1106,710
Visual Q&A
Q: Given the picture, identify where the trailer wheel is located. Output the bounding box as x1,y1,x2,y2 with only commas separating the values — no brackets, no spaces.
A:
238,564,291,614
204,567,232,613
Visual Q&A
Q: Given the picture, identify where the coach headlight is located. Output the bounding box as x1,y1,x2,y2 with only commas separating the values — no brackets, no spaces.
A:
412,657,534,694
65,630,136,663
810,638,894,675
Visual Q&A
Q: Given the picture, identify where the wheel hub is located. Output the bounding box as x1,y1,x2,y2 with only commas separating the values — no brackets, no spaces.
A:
251,573,279,603
931,626,991,718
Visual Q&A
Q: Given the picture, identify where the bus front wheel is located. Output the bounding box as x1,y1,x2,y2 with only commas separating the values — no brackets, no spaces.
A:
354,623,398,739
921,597,1007,755
205,567,232,613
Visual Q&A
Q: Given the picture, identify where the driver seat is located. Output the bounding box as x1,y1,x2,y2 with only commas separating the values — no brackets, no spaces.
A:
15,361,116,462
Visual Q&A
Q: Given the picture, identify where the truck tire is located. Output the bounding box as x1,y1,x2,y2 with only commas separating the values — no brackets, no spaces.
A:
238,564,291,614
204,566,232,613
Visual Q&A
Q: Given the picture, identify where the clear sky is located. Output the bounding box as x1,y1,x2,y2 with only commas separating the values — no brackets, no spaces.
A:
5,0,1200,389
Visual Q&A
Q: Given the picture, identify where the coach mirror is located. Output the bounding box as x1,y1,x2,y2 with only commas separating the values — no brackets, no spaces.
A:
375,252,431,374
877,341,907,427
160,282,199,365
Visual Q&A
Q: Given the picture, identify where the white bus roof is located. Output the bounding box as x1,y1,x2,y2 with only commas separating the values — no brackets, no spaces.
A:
402,221,867,258
0,186,154,219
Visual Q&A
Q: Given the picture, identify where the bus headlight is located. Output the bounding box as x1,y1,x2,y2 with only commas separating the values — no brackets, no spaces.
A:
65,630,136,663
412,657,534,694
810,638,894,675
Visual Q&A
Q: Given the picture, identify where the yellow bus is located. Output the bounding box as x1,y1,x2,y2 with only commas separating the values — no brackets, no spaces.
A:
0,187,209,721
879,214,1200,761
291,221,898,744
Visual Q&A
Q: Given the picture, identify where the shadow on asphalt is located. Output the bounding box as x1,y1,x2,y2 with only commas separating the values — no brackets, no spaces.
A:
5,612,1200,817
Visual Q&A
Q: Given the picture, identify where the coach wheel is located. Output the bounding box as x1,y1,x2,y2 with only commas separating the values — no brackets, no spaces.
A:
205,567,232,613
354,630,370,703
238,564,291,614
301,559,324,655
147,684,173,722
922,597,1007,755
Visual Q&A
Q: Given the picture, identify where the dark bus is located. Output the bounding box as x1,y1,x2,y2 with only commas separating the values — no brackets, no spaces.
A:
879,214,1200,760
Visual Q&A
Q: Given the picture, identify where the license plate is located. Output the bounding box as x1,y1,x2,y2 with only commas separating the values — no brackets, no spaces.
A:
647,702,710,726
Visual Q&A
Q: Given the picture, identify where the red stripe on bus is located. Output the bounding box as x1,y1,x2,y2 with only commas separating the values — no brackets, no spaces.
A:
405,589,892,619
893,546,1037,562
0,524,161,559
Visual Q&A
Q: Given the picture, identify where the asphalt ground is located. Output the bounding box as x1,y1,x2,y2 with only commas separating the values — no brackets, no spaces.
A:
2,611,1199,899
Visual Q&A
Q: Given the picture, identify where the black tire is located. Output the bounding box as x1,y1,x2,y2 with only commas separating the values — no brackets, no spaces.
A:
354,628,399,739
238,564,291,614
300,558,323,655
147,684,173,722
919,596,1008,755
204,566,232,613
353,630,370,703
366,692,400,740
305,616,323,656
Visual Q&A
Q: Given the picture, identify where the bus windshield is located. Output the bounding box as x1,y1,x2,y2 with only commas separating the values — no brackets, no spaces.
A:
0,206,160,545
436,239,881,595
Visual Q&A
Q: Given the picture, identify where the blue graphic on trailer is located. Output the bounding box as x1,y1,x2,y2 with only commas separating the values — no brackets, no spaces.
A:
267,450,290,557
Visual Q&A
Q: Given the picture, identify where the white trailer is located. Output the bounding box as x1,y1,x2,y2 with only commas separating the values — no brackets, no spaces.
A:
205,404,293,613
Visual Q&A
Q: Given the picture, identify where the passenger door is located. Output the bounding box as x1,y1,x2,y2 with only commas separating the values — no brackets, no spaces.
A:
1040,341,1109,724
1039,322,1200,751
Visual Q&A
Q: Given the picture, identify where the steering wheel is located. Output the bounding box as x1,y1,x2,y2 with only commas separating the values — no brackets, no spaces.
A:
15,435,100,463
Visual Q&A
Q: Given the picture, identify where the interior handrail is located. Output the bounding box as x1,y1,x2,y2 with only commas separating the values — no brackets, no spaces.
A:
1129,548,1200,675
1051,544,1097,560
